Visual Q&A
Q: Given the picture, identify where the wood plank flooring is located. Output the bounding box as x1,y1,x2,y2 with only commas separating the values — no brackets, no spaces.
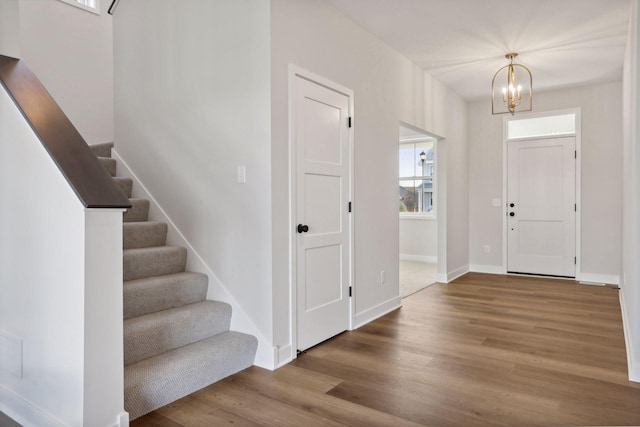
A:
132,273,640,426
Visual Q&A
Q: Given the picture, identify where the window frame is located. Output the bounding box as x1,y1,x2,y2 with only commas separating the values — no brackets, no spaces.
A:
58,0,100,15
399,139,436,219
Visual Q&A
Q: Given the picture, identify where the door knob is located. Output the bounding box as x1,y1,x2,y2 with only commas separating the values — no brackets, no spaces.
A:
509,203,515,208
509,212,515,217
297,224,309,233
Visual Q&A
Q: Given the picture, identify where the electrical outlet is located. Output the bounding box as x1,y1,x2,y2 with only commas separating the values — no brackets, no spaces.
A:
380,270,386,284
492,198,501,207
483,245,490,253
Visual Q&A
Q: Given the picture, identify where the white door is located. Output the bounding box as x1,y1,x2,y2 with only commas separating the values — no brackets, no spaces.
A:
294,75,351,351
507,137,576,277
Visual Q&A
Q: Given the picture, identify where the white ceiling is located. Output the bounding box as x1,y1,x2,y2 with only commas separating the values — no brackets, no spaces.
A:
326,0,632,101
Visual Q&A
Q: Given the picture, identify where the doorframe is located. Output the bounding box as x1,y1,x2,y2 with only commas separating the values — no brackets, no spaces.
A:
501,108,582,279
287,65,355,359
398,121,444,283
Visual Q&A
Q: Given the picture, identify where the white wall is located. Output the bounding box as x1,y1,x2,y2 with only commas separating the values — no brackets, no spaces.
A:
270,0,469,357
0,86,124,426
113,0,470,369
622,0,640,382
399,218,437,261
468,81,623,283
0,0,19,58
113,0,274,364
16,0,114,144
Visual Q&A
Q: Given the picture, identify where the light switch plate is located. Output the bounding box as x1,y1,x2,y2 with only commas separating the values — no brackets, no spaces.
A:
237,165,246,183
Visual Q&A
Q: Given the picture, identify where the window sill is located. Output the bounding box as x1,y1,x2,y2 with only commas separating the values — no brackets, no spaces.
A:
399,214,436,221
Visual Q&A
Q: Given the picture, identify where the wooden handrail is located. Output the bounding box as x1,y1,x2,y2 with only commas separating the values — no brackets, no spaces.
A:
0,55,131,209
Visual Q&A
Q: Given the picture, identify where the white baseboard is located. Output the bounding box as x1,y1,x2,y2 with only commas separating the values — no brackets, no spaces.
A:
353,296,401,329
275,344,292,369
436,273,448,283
619,288,640,383
579,273,620,286
0,385,66,427
112,150,275,370
109,411,129,427
469,264,504,275
446,265,469,283
400,254,437,263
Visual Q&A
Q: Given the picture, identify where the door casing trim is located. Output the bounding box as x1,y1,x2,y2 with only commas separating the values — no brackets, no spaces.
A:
287,65,355,361
501,108,582,280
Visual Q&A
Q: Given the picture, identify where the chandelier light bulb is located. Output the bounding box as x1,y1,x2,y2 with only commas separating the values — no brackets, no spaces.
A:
491,52,533,115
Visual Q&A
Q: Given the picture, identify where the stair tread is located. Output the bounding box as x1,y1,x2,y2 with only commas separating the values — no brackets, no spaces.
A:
124,300,231,366
125,331,258,420
124,272,208,319
123,221,168,249
123,246,187,281
124,199,150,223
123,245,186,255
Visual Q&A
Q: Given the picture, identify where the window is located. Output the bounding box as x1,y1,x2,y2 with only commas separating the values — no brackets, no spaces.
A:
58,0,100,14
507,113,576,140
399,138,435,216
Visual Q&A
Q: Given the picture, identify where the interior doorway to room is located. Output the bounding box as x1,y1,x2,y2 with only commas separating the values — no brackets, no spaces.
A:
504,111,579,278
399,124,439,297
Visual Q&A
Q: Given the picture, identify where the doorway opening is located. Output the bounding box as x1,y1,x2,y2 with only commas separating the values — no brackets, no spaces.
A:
399,123,439,297
503,110,581,278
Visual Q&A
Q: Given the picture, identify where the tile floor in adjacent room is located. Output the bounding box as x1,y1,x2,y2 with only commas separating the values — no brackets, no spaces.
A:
399,260,437,298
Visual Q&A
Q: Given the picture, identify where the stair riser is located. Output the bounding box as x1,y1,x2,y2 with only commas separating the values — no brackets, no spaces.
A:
124,199,150,222
123,247,187,281
114,178,133,198
123,222,168,249
124,273,208,319
90,142,113,158
124,301,232,365
99,157,117,176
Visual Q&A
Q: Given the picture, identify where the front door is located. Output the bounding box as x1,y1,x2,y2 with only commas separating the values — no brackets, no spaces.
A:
507,137,576,277
293,75,351,351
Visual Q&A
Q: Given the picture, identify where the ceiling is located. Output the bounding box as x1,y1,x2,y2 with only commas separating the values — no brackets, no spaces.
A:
326,0,632,101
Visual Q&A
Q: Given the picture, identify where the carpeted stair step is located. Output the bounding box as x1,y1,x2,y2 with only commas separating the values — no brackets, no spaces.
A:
123,198,150,222
123,221,168,249
113,177,133,198
124,300,232,365
124,272,208,319
99,157,117,176
124,331,258,420
90,142,113,158
123,246,187,281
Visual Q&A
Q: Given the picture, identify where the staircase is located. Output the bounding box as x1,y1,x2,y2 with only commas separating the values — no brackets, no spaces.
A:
91,143,258,420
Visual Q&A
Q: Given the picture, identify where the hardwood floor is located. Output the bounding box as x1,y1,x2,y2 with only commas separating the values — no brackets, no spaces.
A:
132,273,640,426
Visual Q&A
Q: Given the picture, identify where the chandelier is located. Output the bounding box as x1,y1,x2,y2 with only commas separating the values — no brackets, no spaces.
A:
491,53,532,115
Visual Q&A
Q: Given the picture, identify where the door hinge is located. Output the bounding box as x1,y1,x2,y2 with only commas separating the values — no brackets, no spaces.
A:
575,204,577,212
348,117,352,128
349,286,352,297
348,201,352,212
575,150,577,159
574,257,577,265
